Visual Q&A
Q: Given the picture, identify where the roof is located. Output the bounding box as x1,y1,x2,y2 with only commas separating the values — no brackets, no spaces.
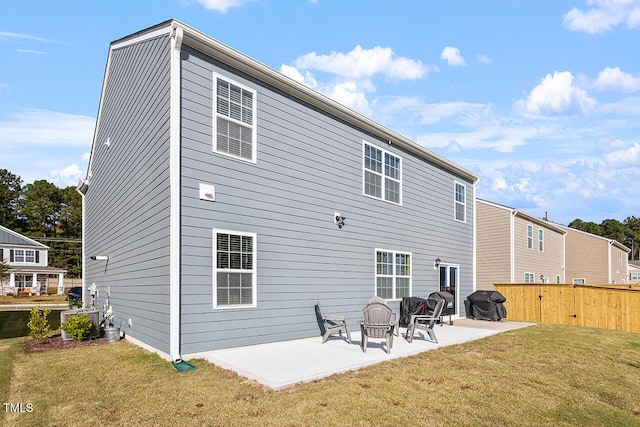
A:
96,19,479,184
476,199,566,234
0,225,49,249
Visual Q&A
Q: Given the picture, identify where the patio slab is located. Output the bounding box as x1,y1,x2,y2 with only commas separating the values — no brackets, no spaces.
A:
201,318,534,390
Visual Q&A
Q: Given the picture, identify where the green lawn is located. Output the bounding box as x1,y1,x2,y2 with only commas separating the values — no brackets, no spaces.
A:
2,324,640,426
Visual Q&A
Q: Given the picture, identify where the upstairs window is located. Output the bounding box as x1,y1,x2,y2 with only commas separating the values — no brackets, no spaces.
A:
12,249,36,264
363,142,402,204
214,75,257,163
527,225,533,250
538,229,544,252
454,182,466,222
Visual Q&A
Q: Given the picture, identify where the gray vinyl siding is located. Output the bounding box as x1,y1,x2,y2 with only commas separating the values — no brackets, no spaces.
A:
178,46,474,353
84,35,172,354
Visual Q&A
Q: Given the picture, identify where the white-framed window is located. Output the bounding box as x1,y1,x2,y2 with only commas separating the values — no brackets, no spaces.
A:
14,274,33,288
556,275,561,284
572,278,586,285
375,249,411,300
524,272,535,283
363,141,402,204
538,229,544,252
630,272,640,280
527,225,533,250
213,74,257,163
213,229,257,309
12,249,36,264
454,182,466,222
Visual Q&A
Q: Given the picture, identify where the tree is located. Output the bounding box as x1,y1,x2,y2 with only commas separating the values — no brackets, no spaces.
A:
0,169,23,229
0,258,9,302
21,180,61,236
568,218,603,236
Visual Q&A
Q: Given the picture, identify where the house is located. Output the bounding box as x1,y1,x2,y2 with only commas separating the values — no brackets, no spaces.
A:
555,224,630,284
476,200,566,288
628,260,640,284
0,225,66,295
78,19,479,361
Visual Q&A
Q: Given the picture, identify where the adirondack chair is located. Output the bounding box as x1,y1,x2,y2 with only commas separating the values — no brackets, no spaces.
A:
405,298,446,343
315,301,351,344
359,302,394,353
367,296,399,336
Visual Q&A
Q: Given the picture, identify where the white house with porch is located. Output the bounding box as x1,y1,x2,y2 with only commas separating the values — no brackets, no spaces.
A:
0,225,66,295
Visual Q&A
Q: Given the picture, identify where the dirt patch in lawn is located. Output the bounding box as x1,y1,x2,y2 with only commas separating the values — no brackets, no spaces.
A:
24,334,115,353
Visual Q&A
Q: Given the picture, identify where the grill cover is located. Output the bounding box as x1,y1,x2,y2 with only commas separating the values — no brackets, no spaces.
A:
465,290,507,321
399,297,428,326
427,291,455,316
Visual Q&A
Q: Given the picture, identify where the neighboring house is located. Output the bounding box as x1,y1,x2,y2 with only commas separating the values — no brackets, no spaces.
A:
556,224,630,284
476,200,566,289
627,260,640,284
79,19,479,360
0,225,66,295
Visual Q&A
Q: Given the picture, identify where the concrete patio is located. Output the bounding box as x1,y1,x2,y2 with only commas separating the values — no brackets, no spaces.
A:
201,318,534,390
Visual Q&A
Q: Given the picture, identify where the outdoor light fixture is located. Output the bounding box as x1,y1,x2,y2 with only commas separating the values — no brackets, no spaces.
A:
90,255,109,261
334,212,346,229
434,257,441,269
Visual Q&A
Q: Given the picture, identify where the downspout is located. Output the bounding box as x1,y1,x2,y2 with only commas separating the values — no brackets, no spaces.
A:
472,178,479,292
510,210,516,283
607,240,613,284
169,23,183,361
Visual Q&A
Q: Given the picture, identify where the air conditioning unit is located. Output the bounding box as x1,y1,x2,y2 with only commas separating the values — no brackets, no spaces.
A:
60,309,100,341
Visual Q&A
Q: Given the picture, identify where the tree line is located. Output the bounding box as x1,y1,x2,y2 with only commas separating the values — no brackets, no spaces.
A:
1,169,82,277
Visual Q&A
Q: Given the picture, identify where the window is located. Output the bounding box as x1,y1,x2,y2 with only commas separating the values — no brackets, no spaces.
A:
527,225,533,250
454,182,466,222
14,274,33,288
538,229,544,252
556,275,561,284
631,273,640,280
213,75,257,162
363,142,402,204
375,249,411,299
213,230,257,308
12,249,35,264
524,272,535,283
572,278,585,285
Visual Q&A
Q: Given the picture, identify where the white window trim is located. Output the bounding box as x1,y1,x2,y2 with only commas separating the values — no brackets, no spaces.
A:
374,248,412,300
362,141,403,205
524,272,535,283
454,181,466,223
538,229,544,252
212,72,258,164
212,229,257,309
12,249,36,265
572,278,586,285
527,225,533,250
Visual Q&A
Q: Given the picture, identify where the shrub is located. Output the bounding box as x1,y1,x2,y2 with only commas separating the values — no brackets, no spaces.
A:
27,307,51,339
61,313,93,341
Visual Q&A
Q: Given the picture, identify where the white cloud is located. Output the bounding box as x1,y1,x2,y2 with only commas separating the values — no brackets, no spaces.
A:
0,108,94,147
605,140,640,166
50,164,84,187
193,0,255,13
563,0,640,33
291,45,429,80
279,64,318,88
515,71,596,117
593,66,640,91
440,46,466,66
0,31,50,43
476,54,492,64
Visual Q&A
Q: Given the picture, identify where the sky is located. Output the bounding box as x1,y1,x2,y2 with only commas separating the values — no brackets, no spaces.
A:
1,0,639,226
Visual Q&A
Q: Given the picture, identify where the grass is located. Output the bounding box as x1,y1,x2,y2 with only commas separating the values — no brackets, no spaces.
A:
2,324,640,426
0,294,67,305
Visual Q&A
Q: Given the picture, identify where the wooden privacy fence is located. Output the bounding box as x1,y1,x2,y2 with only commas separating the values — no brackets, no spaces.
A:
494,283,640,334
